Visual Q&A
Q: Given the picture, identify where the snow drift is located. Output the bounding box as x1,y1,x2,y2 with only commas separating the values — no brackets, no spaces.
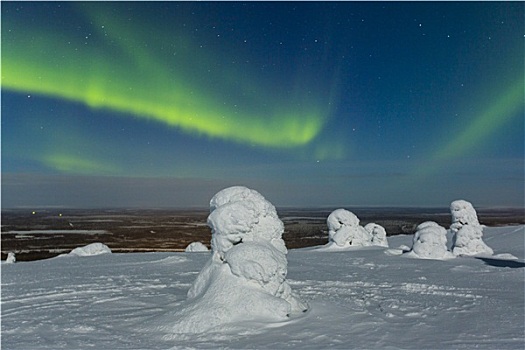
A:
150,186,307,335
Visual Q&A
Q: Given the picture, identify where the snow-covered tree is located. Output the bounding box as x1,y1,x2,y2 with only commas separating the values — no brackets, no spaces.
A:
326,209,372,248
408,221,451,259
161,186,307,333
449,200,493,256
450,199,481,233
5,252,16,264
364,223,389,247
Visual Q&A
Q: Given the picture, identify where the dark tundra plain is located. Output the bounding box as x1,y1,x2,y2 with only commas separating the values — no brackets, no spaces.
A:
2,208,524,261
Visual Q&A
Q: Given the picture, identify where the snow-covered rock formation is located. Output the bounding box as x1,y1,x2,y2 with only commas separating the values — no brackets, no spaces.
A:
68,243,112,257
155,186,307,334
5,252,16,264
364,223,389,247
184,242,209,252
406,221,452,260
449,200,493,256
326,209,372,248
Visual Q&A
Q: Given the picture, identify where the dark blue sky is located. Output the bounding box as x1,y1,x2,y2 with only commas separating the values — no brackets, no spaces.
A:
2,1,524,208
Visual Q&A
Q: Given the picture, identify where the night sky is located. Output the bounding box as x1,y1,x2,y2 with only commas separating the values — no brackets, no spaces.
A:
2,1,524,208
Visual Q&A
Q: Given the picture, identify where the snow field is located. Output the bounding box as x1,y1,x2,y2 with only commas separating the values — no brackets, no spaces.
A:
2,225,523,349
1,195,521,348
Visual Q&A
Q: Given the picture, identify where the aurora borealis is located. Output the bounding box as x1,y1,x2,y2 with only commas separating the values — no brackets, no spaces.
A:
2,2,524,208
2,2,329,148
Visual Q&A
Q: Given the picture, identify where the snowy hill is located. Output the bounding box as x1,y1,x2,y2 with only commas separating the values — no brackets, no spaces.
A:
2,225,524,349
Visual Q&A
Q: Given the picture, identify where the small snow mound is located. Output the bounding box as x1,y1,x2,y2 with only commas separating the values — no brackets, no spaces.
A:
5,252,16,264
69,243,112,257
406,222,452,260
449,200,493,257
325,209,372,248
185,242,209,252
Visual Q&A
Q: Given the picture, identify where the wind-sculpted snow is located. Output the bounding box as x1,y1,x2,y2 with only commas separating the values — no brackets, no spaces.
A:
150,186,307,334
1,226,524,349
450,200,493,256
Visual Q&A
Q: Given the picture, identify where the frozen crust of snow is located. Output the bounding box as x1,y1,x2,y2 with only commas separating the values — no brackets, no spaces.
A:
67,242,112,257
184,242,209,252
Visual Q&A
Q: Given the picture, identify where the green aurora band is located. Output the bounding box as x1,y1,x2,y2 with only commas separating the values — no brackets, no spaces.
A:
43,154,120,175
434,78,524,161
411,77,524,180
1,8,328,149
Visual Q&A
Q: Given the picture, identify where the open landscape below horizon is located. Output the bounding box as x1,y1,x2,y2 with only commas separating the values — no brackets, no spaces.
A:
2,224,524,349
2,207,524,262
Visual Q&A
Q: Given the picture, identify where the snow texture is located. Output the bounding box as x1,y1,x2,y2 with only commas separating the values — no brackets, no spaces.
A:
68,242,112,257
2,225,523,349
406,221,453,260
450,200,493,256
326,209,372,248
153,186,307,334
184,242,209,252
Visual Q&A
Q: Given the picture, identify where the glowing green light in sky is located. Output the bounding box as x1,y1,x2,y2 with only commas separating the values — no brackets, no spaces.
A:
435,78,524,161
1,6,328,149
43,154,119,175
406,77,524,183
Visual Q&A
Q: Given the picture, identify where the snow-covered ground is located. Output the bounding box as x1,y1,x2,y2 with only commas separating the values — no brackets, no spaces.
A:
2,225,524,349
